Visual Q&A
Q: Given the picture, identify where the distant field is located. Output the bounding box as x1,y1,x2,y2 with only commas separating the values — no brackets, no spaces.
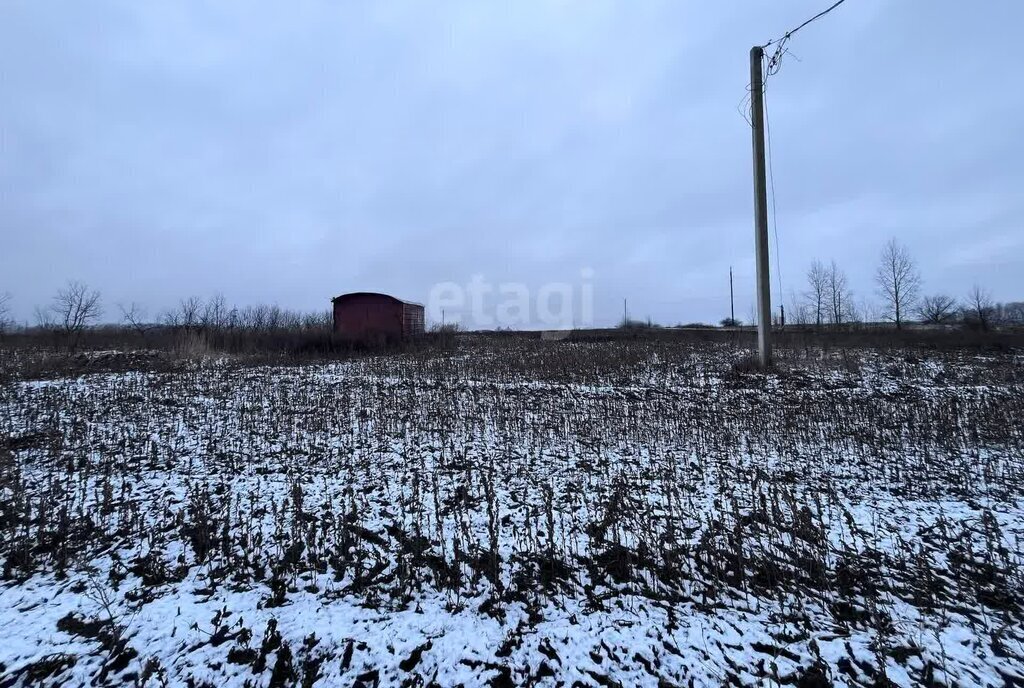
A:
1,338,1023,686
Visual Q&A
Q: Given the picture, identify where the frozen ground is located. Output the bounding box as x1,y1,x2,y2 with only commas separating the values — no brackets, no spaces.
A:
1,339,1023,686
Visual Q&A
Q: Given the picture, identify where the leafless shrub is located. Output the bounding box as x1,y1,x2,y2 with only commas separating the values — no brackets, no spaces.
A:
0,291,11,333
119,302,156,343
162,296,202,332
786,290,812,326
917,294,958,324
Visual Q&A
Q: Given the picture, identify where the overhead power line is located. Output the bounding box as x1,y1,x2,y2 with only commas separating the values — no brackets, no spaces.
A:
763,0,849,76
764,0,849,47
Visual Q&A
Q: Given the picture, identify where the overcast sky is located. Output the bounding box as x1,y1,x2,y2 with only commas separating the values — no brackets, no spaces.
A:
2,1,1022,328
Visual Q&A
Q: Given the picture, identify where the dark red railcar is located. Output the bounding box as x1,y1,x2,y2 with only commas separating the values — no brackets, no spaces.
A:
331,292,425,341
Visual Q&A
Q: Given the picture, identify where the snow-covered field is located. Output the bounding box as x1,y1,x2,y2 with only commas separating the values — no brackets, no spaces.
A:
1,339,1023,686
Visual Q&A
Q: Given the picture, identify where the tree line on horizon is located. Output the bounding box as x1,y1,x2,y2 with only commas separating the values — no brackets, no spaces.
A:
0,286,333,353
720,238,1019,332
0,237,1020,350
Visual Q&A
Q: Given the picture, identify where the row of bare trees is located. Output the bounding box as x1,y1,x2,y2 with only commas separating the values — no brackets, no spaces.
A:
795,239,919,328
790,239,1018,331
800,259,855,326
1,283,332,352
121,295,331,338
918,287,1022,330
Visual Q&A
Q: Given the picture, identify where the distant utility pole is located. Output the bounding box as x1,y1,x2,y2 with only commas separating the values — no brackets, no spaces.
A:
623,298,628,325
729,266,735,324
749,46,773,367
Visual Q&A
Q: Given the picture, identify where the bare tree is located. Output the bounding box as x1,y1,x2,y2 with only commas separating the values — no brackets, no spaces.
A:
963,285,996,331
875,239,921,330
34,304,55,329
786,291,811,325
916,295,957,324
51,281,103,350
201,294,229,330
856,298,879,324
844,300,863,324
119,302,155,341
239,304,267,330
804,260,828,327
826,260,853,326
163,297,202,331
0,292,11,332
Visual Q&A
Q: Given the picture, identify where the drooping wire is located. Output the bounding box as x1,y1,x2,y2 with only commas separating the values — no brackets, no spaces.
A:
762,56,785,308
737,88,752,127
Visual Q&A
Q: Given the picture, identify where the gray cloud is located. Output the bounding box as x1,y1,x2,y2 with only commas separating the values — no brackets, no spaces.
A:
2,0,1021,328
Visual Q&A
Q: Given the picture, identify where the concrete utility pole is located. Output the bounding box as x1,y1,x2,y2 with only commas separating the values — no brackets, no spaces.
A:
749,46,773,367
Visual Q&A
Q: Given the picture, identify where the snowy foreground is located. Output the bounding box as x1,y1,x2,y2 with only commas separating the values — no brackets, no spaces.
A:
1,340,1023,686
